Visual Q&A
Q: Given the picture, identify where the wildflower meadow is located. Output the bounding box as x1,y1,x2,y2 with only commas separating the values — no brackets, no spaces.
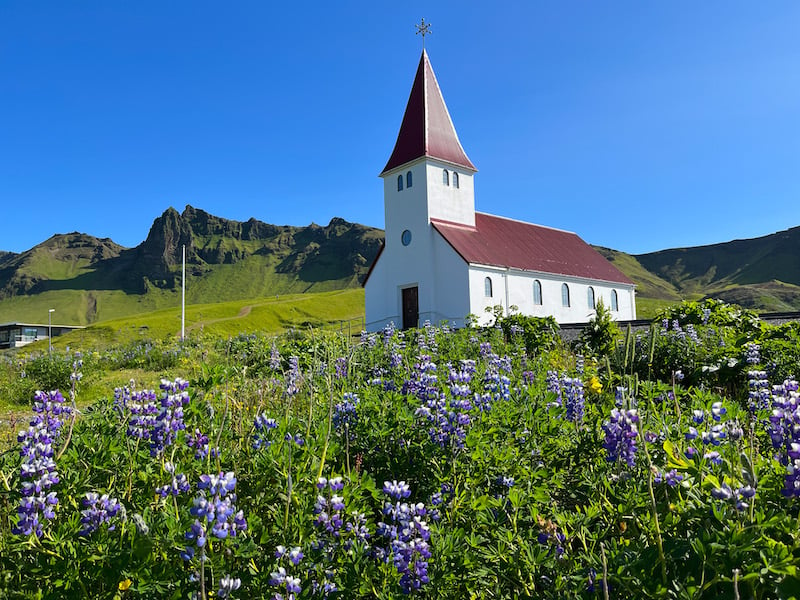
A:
2,299,800,598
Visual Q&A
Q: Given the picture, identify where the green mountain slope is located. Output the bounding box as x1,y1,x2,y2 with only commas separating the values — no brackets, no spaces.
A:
0,206,382,325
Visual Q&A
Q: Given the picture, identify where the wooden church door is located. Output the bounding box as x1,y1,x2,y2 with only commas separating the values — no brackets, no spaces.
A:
402,286,419,330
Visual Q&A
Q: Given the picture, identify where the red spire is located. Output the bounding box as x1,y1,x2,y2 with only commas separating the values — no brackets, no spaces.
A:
381,49,476,175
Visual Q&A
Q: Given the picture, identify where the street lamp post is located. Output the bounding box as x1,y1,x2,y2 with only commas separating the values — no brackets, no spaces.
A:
48,309,55,356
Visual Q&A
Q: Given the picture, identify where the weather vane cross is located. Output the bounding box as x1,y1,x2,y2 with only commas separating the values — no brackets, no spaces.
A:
415,18,431,48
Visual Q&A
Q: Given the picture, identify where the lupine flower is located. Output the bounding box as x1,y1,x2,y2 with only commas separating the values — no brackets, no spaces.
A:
156,463,190,498
269,547,304,599
747,370,770,411
710,402,727,421
252,413,278,450
79,492,123,536
181,472,246,561
269,344,282,370
654,469,684,487
186,428,218,460
563,377,585,423
149,379,191,457
217,575,241,598
602,408,639,467
285,356,301,397
333,393,359,438
13,390,72,537
334,356,347,379
744,342,761,365
375,482,431,593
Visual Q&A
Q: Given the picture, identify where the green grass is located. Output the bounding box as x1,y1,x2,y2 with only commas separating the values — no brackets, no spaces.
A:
36,288,367,350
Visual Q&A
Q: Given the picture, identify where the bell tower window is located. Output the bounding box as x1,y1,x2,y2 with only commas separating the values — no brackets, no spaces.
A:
453,172,459,189
406,171,413,188
397,175,403,191
443,169,449,186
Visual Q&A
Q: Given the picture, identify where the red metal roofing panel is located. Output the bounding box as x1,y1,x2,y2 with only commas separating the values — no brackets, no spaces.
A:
432,213,635,284
381,50,476,175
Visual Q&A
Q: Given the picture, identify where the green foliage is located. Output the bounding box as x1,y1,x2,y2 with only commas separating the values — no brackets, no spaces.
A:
22,353,75,392
497,312,561,354
577,300,619,358
1,307,800,598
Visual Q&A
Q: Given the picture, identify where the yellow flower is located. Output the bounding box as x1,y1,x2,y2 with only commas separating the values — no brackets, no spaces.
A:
118,579,132,591
587,376,602,394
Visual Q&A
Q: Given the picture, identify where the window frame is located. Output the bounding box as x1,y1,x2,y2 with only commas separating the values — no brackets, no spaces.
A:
443,169,449,186
611,289,619,311
397,175,403,191
484,277,493,298
453,172,459,189
533,279,542,305
587,286,596,310
561,283,570,307
406,171,413,188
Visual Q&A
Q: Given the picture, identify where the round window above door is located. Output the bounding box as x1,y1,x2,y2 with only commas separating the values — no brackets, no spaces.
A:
401,229,412,246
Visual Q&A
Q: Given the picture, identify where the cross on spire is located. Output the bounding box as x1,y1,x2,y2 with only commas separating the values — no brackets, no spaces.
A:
415,18,431,48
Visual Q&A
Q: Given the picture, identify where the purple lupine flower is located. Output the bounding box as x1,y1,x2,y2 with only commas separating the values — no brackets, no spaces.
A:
286,356,301,397
182,472,246,561
334,356,347,379
217,575,242,598
269,344,282,370
269,547,304,599
602,408,639,467
654,469,684,487
13,390,72,537
744,342,761,365
252,413,278,450
333,393,359,438
79,492,123,536
187,428,218,460
375,482,431,593
156,462,190,498
383,480,411,499
563,376,585,423
747,370,770,411
149,379,190,457
710,402,727,421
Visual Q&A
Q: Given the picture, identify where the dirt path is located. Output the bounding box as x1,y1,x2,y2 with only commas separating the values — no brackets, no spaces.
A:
187,305,253,332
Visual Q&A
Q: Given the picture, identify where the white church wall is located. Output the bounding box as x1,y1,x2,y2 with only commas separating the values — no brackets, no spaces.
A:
466,266,636,325
431,233,471,327
425,160,475,227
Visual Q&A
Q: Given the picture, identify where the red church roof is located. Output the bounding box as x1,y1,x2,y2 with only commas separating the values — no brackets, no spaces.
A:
381,49,476,175
431,213,635,285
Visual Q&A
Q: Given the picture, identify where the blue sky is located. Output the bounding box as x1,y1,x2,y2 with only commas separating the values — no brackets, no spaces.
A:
2,2,798,255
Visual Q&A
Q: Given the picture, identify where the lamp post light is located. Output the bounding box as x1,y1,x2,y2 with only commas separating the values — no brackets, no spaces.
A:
48,309,55,356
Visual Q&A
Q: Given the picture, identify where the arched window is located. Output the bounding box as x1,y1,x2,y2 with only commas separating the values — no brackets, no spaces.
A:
453,172,459,189
443,169,449,186
611,289,619,311
397,175,403,191
587,286,596,309
561,283,570,307
406,171,413,188
533,280,542,305
484,277,493,298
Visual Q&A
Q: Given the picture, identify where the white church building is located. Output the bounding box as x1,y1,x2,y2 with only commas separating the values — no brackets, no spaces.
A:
364,50,636,330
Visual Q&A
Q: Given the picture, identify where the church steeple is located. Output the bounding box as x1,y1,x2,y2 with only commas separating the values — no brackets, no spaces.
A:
381,49,476,175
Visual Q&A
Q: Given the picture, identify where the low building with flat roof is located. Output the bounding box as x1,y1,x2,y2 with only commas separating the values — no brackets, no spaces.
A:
0,322,85,350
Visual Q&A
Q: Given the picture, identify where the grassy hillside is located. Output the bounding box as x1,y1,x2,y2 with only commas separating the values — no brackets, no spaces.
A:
0,208,382,326
40,288,366,350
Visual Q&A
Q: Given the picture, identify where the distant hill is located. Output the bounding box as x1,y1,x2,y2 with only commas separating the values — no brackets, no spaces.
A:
595,225,800,313
0,206,383,325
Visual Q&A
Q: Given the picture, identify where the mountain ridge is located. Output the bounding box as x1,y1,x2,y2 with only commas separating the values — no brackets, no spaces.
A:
1,208,798,325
